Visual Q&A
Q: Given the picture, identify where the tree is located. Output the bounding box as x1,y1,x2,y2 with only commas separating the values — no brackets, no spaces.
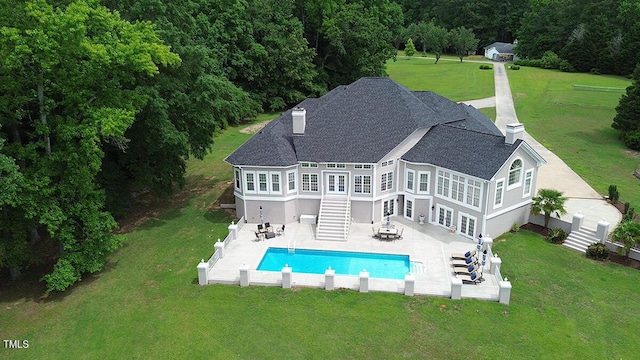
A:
612,63,640,149
405,38,416,58
449,26,479,62
530,189,568,230
611,220,640,259
0,0,180,292
422,22,449,64
295,0,402,89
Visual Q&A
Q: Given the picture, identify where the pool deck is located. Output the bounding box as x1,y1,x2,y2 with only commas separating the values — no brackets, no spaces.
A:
206,219,504,301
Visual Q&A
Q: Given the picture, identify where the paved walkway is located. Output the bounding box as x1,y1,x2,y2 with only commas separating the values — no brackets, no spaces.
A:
462,62,621,230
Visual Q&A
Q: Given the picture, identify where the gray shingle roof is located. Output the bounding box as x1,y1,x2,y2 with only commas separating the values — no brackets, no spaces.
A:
484,42,516,54
226,77,507,170
402,124,521,180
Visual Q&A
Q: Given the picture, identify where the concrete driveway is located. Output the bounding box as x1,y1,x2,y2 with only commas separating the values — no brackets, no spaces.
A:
462,62,621,230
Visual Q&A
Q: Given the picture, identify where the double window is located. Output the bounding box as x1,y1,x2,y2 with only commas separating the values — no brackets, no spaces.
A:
354,175,372,194
381,172,394,191
302,173,319,192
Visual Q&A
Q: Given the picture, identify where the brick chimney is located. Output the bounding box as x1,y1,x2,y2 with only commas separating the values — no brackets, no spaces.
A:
505,123,524,145
292,107,306,135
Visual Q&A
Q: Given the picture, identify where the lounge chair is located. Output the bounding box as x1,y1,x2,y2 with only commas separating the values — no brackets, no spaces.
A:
451,250,476,260
456,271,481,284
454,263,480,275
452,256,478,267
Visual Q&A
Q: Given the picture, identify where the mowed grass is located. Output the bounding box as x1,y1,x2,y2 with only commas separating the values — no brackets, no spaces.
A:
386,56,494,101
507,67,639,206
2,63,640,358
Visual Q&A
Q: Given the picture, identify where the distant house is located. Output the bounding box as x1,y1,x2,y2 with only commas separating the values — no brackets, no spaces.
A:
484,42,518,62
225,78,545,240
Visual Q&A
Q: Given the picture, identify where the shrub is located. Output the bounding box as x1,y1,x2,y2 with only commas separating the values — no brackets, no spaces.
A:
558,60,575,72
479,64,493,70
624,207,635,221
510,65,520,70
511,223,520,233
547,228,568,244
586,243,610,261
590,68,601,75
623,130,640,151
608,185,620,203
541,51,562,69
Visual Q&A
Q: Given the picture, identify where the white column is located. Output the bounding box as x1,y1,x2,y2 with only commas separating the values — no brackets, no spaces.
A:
282,265,292,289
239,263,250,287
572,213,585,232
197,259,209,286
228,221,238,241
215,241,225,258
404,274,415,296
596,220,610,244
490,256,502,275
499,279,512,305
359,269,369,293
325,267,335,291
450,277,462,300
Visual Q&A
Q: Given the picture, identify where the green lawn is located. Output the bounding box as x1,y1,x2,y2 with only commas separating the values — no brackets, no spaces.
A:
3,119,640,358
506,67,639,207
386,57,495,101
2,62,640,359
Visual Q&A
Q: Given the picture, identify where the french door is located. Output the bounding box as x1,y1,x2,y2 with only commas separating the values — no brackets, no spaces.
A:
327,174,347,194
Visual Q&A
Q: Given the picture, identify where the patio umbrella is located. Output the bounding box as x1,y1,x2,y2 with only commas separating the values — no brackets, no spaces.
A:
476,234,483,254
259,206,264,224
480,249,487,281
385,212,391,228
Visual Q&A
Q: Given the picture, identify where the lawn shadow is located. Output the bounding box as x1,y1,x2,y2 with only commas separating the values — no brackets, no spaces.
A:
0,257,121,305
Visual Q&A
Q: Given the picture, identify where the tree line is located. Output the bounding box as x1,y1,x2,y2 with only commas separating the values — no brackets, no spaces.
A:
0,0,402,291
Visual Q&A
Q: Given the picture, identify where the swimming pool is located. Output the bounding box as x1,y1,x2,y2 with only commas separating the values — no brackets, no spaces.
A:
257,248,411,279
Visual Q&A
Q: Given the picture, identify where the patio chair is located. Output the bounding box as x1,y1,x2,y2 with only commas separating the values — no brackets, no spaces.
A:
372,227,379,239
454,263,480,275
396,228,404,240
380,234,389,241
456,271,481,285
451,249,476,260
254,231,264,241
257,224,266,233
452,256,478,267
265,222,273,232
277,225,285,236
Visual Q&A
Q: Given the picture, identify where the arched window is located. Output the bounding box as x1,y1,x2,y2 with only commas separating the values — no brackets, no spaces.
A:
508,159,522,186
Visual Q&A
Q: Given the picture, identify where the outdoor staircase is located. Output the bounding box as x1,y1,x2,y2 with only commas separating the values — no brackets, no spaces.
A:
316,196,350,241
564,228,599,253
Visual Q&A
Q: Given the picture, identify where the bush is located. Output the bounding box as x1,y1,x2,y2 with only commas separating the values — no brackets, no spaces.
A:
623,130,640,151
608,185,620,203
547,228,568,244
541,51,563,69
510,65,520,70
511,223,520,232
479,64,493,70
558,60,575,72
586,243,610,261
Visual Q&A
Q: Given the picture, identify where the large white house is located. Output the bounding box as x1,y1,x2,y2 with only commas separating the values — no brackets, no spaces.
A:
484,42,518,62
225,77,545,240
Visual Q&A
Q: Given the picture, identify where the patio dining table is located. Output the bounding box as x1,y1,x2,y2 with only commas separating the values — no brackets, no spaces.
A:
378,227,398,238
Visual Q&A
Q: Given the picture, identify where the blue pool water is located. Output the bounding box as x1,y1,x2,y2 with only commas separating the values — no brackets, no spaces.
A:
257,248,410,279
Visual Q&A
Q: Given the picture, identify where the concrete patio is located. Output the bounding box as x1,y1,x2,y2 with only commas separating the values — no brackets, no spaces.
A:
201,218,509,302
